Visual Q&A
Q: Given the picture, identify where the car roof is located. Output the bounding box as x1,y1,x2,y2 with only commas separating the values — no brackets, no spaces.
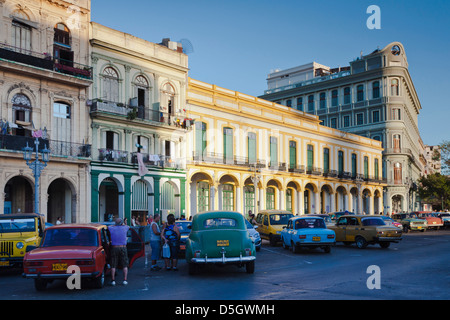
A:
192,211,246,228
0,213,43,220
257,210,293,214
45,223,106,231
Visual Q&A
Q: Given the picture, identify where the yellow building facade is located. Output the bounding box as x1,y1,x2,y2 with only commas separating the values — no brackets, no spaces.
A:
186,78,385,218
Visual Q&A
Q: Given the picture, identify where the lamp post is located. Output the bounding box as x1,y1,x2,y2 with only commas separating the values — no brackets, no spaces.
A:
23,137,50,214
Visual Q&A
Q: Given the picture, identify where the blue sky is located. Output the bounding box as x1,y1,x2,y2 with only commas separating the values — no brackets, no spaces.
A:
91,0,450,146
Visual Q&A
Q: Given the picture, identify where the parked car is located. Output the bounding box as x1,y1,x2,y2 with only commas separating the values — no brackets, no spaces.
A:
185,211,256,275
380,216,402,229
0,213,45,268
305,214,334,227
414,211,444,230
245,219,261,251
328,215,402,249
175,220,192,255
392,213,426,232
23,223,145,290
329,211,356,221
255,210,294,246
281,216,335,253
437,212,450,228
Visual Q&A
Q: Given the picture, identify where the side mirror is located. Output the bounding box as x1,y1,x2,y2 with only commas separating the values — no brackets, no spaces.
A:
253,225,258,230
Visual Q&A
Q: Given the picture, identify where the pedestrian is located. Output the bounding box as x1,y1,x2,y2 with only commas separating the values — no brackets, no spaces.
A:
108,218,130,286
161,214,180,271
149,214,162,271
56,217,62,225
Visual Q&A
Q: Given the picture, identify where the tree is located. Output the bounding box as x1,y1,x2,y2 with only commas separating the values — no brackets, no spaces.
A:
418,173,450,211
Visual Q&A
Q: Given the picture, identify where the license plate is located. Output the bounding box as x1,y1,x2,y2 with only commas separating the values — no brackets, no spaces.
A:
0,261,9,267
312,236,321,241
417,226,422,229
217,240,229,247
52,263,68,271
180,245,186,250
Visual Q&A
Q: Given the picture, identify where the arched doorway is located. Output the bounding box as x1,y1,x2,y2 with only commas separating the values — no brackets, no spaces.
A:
304,183,317,214
131,179,152,225
392,194,403,214
219,174,238,212
4,176,33,214
47,178,76,224
99,177,122,222
336,186,348,212
320,184,333,214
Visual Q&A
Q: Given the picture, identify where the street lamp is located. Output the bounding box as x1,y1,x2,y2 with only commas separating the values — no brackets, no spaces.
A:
23,137,50,214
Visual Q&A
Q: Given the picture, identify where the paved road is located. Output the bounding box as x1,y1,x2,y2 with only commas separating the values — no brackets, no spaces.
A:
1,230,449,300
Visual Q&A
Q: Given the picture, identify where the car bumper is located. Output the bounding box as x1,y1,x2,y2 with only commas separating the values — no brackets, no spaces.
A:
377,237,402,242
190,254,256,264
23,271,100,279
295,241,335,247
0,257,23,267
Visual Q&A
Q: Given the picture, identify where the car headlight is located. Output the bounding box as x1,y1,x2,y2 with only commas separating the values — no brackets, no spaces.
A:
16,242,24,249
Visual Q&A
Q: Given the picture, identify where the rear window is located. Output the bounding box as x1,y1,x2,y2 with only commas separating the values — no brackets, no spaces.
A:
361,218,385,226
203,218,237,229
295,218,325,229
0,218,36,233
269,214,293,225
42,228,99,247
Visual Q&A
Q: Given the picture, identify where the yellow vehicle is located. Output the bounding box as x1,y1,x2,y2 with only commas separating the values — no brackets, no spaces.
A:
328,215,402,249
0,213,45,268
255,210,293,246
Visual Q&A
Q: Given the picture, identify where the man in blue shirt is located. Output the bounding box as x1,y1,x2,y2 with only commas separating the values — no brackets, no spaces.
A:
108,218,130,286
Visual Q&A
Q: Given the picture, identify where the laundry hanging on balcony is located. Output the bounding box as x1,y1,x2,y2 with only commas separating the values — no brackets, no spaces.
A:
137,152,149,176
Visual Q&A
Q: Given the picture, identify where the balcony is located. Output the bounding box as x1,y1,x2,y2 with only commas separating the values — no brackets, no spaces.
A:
192,152,266,169
0,43,92,80
0,134,91,158
288,164,305,174
90,99,194,129
95,149,182,169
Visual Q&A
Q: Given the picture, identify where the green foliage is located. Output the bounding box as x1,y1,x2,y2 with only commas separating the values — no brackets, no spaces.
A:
418,173,450,210
439,140,450,174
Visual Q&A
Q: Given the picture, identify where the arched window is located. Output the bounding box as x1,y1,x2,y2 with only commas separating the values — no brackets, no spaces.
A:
394,163,402,185
161,83,175,115
11,10,31,53
12,93,32,136
53,23,73,64
102,67,120,103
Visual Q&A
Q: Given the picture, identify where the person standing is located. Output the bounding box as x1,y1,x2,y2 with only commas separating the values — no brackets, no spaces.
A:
161,214,180,271
108,218,130,285
149,214,162,271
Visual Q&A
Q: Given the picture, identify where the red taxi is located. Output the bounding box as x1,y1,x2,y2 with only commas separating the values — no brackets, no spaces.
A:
23,223,144,291
414,211,444,230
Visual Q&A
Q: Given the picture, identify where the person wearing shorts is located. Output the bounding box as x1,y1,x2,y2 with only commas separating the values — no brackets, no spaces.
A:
108,218,130,285
161,214,180,271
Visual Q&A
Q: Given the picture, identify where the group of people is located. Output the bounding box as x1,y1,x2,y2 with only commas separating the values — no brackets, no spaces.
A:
106,213,181,286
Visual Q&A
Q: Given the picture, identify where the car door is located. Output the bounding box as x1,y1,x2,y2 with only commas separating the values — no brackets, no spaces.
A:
334,217,347,241
283,220,292,245
127,228,145,268
100,227,111,267
344,217,360,242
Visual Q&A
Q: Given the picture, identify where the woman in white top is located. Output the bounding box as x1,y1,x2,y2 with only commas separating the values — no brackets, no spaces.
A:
149,214,162,271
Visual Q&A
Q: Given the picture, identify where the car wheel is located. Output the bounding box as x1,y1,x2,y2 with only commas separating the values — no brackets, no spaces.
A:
291,241,300,253
34,279,47,291
282,238,289,250
403,225,409,233
323,245,331,253
379,242,390,249
246,261,255,274
355,236,368,249
93,267,106,289
188,263,198,275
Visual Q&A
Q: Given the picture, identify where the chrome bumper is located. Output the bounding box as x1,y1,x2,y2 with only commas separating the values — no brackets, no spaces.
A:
191,253,256,264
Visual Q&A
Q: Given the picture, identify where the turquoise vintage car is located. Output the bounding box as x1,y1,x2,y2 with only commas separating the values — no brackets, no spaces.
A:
185,211,256,275
281,216,336,253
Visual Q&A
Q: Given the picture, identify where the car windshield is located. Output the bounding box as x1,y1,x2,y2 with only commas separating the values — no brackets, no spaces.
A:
361,218,386,226
270,214,293,225
203,218,237,229
0,218,36,233
295,218,325,229
42,228,98,247
176,221,192,234
440,213,450,217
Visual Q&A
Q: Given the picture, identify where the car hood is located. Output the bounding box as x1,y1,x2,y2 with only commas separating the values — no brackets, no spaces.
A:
25,246,96,260
0,232,39,242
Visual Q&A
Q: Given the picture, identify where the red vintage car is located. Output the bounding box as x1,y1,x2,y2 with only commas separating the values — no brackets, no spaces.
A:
23,223,144,291
414,211,444,230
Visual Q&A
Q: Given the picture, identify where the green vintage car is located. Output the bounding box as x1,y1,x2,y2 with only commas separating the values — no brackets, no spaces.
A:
185,211,256,275
392,213,427,232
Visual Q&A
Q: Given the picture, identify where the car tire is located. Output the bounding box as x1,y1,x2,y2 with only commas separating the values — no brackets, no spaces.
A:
93,267,106,289
34,279,47,291
379,242,390,249
323,245,331,253
291,241,300,253
188,263,198,275
355,236,368,249
403,225,409,233
282,238,289,250
246,261,255,274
